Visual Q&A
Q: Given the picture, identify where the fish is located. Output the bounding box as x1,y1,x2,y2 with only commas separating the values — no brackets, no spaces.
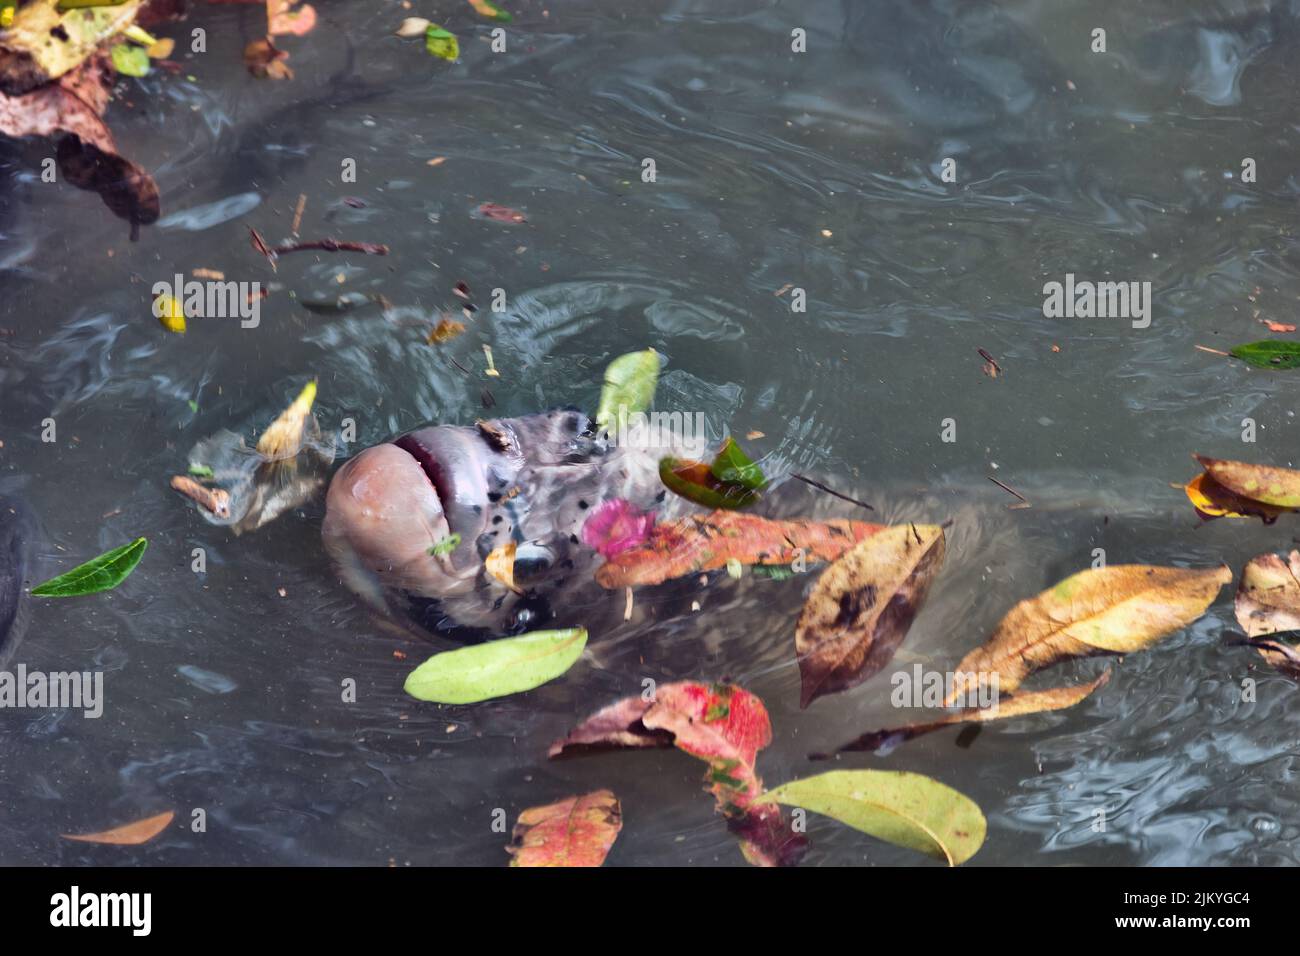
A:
0,493,34,669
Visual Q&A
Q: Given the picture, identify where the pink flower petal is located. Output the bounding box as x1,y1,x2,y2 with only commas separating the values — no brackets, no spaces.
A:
582,499,655,559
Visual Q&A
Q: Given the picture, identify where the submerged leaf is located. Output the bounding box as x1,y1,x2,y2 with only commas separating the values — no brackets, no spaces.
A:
1228,340,1300,369
550,682,806,867
1194,454,1300,509
595,348,659,433
796,524,946,708
256,380,317,460
32,537,147,598
820,670,1110,757
710,437,768,491
507,790,621,867
946,564,1230,703
404,627,587,704
757,770,985,866
594,511,884,589
62,810,174,846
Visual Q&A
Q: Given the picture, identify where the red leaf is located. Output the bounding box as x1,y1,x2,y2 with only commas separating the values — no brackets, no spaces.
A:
594,511,884,588
506,790,622,867
476,202,527,223
550,681,807,866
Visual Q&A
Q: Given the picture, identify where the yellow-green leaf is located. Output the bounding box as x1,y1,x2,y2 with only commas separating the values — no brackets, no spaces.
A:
595,348,659,433
404,628,587,703
424,24,459,62
1194,454,1300,508
757,769,986,865
5,1,143,89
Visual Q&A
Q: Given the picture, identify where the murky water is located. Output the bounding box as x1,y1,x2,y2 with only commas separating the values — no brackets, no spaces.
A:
2,0,1300,866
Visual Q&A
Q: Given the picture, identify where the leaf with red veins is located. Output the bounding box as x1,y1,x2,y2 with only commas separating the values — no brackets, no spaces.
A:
550,681,808,866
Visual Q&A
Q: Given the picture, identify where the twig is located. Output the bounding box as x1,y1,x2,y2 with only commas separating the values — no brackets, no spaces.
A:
275,238,389,257
1194,344,1231,357
790,473,874,511
291,193,306,237
987,475,1030,507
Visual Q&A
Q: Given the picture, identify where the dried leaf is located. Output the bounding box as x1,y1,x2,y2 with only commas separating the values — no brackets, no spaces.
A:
507,790,620,867
1194,454,1300,509
821,670,1111,756
269,0,316,36
795,524,946,708
1184,471,1288,522
595,511,883,589
256,381,316,460
485,540,522,594
1233,551,1300,677
244,37,293,80
427,317,465,344
550,682,806,867
0,0,143,94
62,810,174,846
946,564,1231,703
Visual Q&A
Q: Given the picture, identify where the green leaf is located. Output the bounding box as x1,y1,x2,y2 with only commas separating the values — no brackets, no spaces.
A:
710,437,768,491
188,463,214,478
658,457,758,510
424,24,460,62
1229,340,1300,369
757,769,986,866
110,42,150,77
404,628,587,703
427,532,461,556
32,537,148,598
595,348,659,433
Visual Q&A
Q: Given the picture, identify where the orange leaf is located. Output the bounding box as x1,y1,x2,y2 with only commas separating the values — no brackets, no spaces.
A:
486,541,522,593
62,810,175,846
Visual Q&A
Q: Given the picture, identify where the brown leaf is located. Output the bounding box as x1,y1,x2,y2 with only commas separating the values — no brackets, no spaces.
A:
244,37,293,79
946,564,1231,704
1233,551,1300,678
795,523,946,708
1193,454,1300,509
427,317,465,344
594,511,884,589
506,790,622,867
62,810,174,846
1184,472,1289,523
819,670,1110,756
486,541,522,594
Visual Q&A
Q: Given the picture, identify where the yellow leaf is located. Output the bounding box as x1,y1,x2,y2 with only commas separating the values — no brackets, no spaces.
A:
486,541,522,593
146,37,174,59
154,293,185,333
947,564,1231,702
1194,454,1300,509
256,380,316,460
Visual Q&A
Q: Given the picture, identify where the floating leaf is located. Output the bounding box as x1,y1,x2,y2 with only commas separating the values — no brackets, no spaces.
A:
146,37,174,59
244,37,293,80
425,24,459,62
1184,472,1288,522
427,317,465,344
595,511,883,589
109,42,149,78
658,456,758,509
1193,454,1300,509
710,437,768,491
256,380,317,460
1233,551,1300,677
187,463,214,479
62,810,174,846
268,0,316,36
153,292,184,333
467,0,512,22
819,670,1110,757
1,1,143,93
404,627,586,704
31,537,147,598
1228,340,1300,369
428,533,461,557
796,523,946,708
485,540,522,594
550,682,805,866
595,348,659,433
946,564,1230,703
507,790,620,867
396,17,431,37
757,770,985,866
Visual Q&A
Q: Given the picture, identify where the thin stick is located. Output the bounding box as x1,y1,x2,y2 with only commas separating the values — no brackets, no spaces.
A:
275,238,389,257
790,473,874,511
987,475,1029,505
291,193,307,237
1194,344,1230,357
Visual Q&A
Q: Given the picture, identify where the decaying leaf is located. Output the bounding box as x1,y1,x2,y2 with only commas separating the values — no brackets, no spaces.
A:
62,810,174,846
256,380,317,460
476,202,526,223
818,670,1111,757
1233,551,1300,678
594,511,884,589
756,770,985,866
268,0,316,36
244,37,293,80
1193,454,1300,509
946,564,1230,703
1184,472,1289,523
485,541,522,594
507,790,621,867
0,0,144,94
550,682,806,867
658,456,759,509
427,317,465,344
795,523,946,708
